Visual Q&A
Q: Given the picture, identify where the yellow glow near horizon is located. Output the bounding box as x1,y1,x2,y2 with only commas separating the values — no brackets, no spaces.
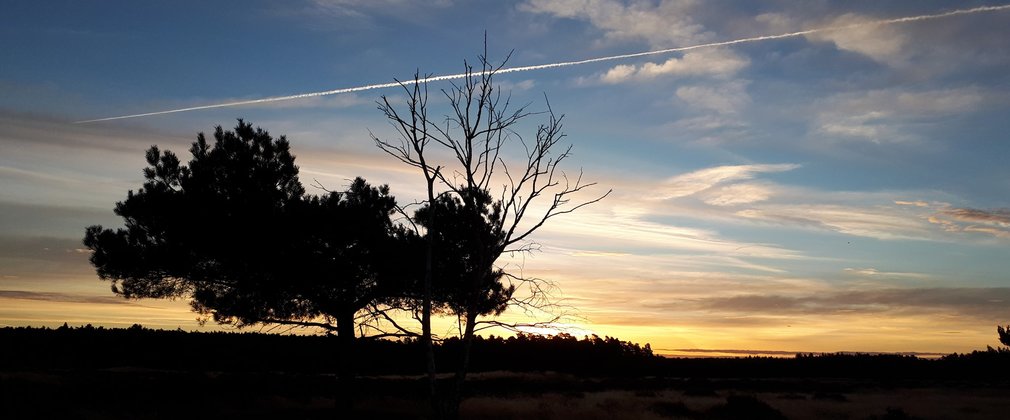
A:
2,290,1000,357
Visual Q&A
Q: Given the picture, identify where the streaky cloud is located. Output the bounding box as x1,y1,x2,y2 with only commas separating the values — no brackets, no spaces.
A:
659,163,799,200
0,290,127,305
689,287,1010,319
76,4,1010,123
942,207,1010,226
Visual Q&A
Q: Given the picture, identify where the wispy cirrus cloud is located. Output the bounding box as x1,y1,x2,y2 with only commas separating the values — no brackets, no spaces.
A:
813,87,983,143
281,0,455,28
843,267,928,279
734,204,934,240
657,163,799,200
541,206,801,261
701,182,775,206
0,290,206,330
690,287,1010,320
725,194,1010,242
810,14,907,63
730,193,1010,243
675,80,751,114
755,6,1010,78
578,163,1009,245
753,11,912,68
929,207,1010,239
0,111,182,155
519,0,706,47
520,0,751,85
894,200,930,207
942,208,1010,226
0,290,126,305
867,201,1010,240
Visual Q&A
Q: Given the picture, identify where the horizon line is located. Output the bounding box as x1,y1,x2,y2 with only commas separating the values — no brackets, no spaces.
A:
658,348,950,358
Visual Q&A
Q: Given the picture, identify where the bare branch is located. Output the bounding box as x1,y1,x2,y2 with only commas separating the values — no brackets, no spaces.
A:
253,317,339,332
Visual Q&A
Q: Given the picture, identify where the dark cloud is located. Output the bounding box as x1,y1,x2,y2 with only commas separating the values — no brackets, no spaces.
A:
0,111,185,155
0,201,118,237
942,208,1010,225
661,348,798,356
0,235,90,259
659,348,947,357
594,311,798,328
0,235,96,279
930,207,1010,239
688,287,1010,320
0,289,126,305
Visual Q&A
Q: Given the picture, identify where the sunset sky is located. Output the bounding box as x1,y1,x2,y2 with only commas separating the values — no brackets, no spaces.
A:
3,0,1010,356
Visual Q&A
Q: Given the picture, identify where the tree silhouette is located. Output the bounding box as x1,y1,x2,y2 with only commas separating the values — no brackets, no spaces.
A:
83,120,404,410
373,43,610,418
998,325,1010,347
415,187,513,319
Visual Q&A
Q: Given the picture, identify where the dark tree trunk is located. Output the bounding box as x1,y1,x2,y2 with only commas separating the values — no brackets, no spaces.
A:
335,310,357,415
444,311,479,420
423,185,440,419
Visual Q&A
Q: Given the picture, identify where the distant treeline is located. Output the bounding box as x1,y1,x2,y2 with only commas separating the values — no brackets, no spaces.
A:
3,324,1010,380
0,324,652,376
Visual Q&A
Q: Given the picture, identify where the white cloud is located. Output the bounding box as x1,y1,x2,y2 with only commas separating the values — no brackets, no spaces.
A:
307,0,453,17
658,163,799,200
678,186,1010,243
588,165,1006,244
702,183,773,206
525,199,807,282
756,6,1010,81
521,0,749,84
894,200,929,207
735,204,933,240
749,10,911,67
843,267,928,279
753,12,793,33
675,80,751,114
806,13,910,65
601,49,749,83
599,64,636,83
519,0,705,46
668,116,743,131
497,79,536,92
814,87,983,143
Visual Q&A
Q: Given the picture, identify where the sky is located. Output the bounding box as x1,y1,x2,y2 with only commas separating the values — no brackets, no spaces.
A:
2,0,1010,356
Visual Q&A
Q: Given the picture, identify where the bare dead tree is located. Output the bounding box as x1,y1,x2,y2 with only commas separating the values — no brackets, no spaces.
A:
373,44,610,419
371,74,443,411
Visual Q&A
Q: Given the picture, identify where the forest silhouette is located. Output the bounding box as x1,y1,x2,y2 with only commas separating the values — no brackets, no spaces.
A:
5,324,1010,378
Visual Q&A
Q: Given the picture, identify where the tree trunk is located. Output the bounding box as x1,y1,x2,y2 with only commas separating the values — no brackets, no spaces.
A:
423,182,440,419
445,311,478,420
423,246,439,418
336,310,357,415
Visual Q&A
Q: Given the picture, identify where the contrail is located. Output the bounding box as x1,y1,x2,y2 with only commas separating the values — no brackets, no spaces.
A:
76,4,1010,124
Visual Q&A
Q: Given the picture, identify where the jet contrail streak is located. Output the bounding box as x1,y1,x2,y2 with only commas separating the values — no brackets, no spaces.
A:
76,4,1010,124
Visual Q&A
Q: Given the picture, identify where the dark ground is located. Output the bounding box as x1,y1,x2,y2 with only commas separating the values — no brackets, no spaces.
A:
4,369,1010,419
4,325,1010,419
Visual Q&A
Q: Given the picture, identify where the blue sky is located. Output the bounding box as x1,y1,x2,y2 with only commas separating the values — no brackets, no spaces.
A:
2,0,1010,354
